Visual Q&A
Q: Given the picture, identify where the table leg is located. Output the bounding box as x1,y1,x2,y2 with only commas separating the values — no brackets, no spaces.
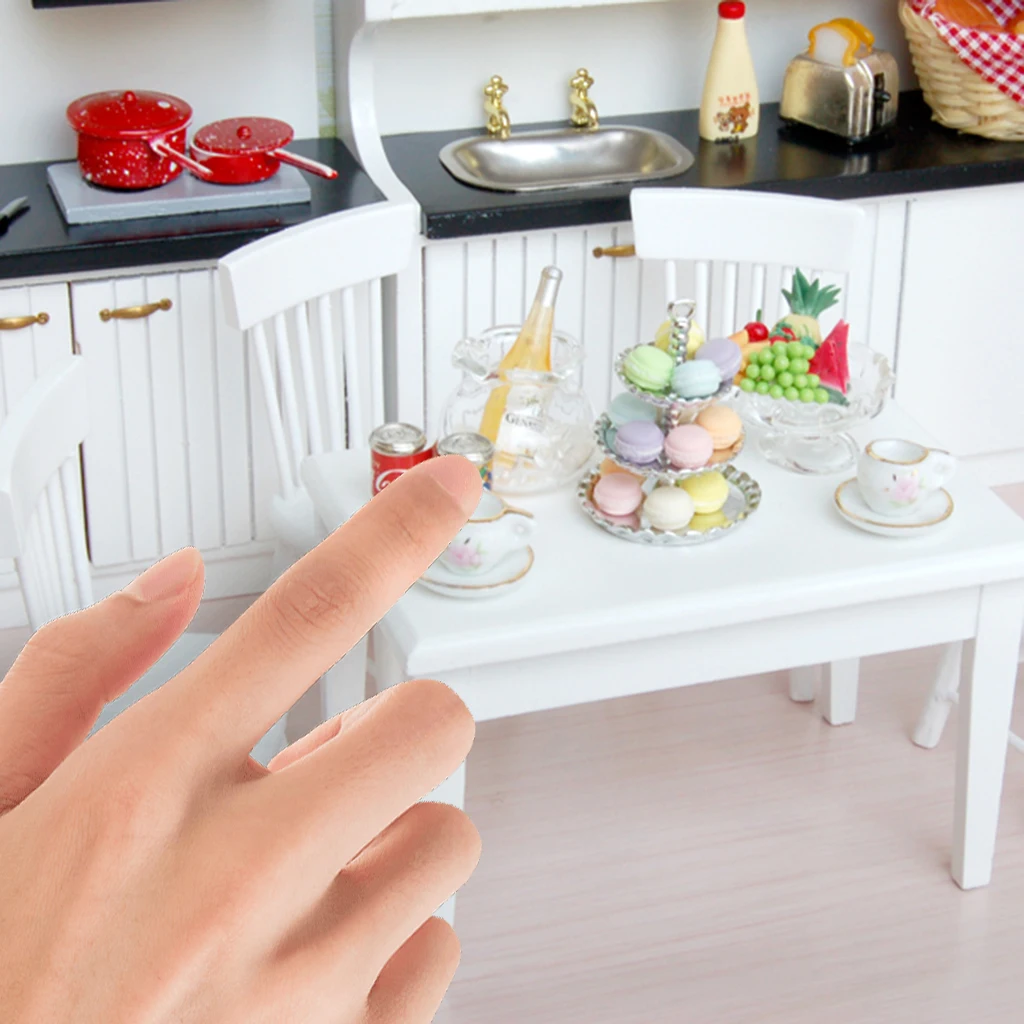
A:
952,581,1024,890
819,659,859,726
789,665,819,703
913,642,963,749
428,760,467,926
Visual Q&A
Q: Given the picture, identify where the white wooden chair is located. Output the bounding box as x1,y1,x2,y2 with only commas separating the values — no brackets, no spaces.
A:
630,187,871,722
913,640,1024,752
217,201,419,717
0,357,286,763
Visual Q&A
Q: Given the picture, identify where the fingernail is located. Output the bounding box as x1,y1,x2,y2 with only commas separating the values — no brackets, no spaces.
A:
122,548,201,602
422,456,483,516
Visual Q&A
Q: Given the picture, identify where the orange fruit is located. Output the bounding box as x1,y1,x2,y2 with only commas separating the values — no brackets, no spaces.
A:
1007,10,1024,33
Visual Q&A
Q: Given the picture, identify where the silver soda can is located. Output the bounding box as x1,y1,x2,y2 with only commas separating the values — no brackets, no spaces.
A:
436,432,494,490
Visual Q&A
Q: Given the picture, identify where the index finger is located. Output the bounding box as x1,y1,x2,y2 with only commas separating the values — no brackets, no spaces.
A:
162,456,481,756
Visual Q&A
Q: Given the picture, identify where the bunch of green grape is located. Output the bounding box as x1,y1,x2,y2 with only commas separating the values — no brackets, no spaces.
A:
738,340,829,404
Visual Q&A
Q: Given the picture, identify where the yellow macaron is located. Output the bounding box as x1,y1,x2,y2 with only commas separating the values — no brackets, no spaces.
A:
679,471,730,514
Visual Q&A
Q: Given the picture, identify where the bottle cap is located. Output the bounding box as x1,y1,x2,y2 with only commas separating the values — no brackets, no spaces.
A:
719,1,745,18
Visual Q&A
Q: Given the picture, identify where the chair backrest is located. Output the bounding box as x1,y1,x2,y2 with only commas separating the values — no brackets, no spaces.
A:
218,201,419,499
629,188,871,339
0,357,92,629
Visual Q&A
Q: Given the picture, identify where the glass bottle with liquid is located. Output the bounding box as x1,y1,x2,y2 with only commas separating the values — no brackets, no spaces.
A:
442,266,594,495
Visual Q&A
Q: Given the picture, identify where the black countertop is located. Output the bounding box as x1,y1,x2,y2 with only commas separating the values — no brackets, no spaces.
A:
384,91,1024,240
0,138,385,282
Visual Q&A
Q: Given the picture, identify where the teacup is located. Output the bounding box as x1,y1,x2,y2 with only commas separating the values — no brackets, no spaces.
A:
439,491,536,574
856,438,956,519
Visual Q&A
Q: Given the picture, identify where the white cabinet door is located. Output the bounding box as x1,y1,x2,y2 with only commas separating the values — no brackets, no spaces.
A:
71,271,276,568
897,188,1024,466
0,282,74,413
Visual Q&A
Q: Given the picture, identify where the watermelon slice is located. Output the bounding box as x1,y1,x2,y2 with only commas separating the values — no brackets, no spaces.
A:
810,320,850,395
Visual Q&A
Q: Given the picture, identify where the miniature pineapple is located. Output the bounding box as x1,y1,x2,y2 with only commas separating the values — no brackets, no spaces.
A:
771,269,841,347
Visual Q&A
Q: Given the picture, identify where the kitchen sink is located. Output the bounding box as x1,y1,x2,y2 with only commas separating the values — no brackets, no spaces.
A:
438,125,695,192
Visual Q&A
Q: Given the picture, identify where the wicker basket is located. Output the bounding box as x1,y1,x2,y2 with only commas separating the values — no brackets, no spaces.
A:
900,0,1024,140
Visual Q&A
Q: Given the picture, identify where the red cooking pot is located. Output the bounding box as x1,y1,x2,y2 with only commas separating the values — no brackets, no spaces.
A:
188,117,339,184
67,90,214,190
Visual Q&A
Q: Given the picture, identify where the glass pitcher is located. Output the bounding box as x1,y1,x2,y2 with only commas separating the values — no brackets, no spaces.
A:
440,325,595,495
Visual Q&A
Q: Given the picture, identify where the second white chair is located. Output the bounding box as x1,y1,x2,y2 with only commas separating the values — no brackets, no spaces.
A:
0,358,286,763
630,187,870,723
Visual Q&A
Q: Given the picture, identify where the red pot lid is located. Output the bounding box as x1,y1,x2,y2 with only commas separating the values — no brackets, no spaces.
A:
67,90,192,139
192,117,294,156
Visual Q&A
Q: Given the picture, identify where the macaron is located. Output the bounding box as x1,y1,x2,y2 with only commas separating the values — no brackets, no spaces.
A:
663,424,714,470
613,420,664,465
624,344,674,393
593,473,644,517
598,457,644,482
695,405,743,450
696,338,743,383
643,486,695,532
679,471,730,514
607,392,659,428
671,360,721,400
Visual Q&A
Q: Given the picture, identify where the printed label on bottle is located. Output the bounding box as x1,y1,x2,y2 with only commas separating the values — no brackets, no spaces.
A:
495,385,548,461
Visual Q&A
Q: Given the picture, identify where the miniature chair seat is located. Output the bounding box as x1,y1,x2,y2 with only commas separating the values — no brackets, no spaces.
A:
0,358,286,764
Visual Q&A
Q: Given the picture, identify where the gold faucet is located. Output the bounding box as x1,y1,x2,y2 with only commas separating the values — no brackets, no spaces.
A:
484,75,511,140
569,68,599,130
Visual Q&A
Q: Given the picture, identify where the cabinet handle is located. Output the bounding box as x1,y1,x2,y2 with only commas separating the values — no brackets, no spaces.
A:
592,244,636,259
99,298,172,322
0,312,50,331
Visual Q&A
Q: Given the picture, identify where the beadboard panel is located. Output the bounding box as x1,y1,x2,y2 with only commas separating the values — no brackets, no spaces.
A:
71,271,274,567
0,282,76,583
422,207,882,435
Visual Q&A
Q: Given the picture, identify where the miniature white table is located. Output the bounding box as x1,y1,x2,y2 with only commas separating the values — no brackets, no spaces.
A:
302,402,1024,900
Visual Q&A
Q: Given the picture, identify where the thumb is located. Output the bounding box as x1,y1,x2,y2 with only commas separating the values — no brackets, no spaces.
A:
0,547,204,813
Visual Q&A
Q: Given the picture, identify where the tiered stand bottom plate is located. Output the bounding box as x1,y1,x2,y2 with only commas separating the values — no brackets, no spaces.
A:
577,464,761,546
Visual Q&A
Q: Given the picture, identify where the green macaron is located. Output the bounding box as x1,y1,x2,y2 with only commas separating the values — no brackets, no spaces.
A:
624,344,674,393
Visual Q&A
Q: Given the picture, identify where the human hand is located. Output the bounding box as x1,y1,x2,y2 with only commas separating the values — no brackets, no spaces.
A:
0,456,483,1023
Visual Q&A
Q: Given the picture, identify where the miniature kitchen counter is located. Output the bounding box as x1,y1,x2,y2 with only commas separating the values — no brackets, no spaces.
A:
384,91,1024,239
0,138,385,281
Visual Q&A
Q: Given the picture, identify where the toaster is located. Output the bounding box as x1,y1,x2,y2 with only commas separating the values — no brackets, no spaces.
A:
780,18,898,144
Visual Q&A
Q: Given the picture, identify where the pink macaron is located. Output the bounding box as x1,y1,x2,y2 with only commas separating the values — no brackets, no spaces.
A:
593,473,644,516
664,424,714,470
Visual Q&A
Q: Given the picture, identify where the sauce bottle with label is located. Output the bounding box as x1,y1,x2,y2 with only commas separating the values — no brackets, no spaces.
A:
699,1,760,143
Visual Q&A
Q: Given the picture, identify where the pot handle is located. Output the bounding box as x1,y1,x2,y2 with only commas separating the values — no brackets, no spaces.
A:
271,148,339,180
149,139,215,179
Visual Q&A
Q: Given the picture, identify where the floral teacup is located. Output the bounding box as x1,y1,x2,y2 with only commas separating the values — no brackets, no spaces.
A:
856,438,956,519
439,491,536,574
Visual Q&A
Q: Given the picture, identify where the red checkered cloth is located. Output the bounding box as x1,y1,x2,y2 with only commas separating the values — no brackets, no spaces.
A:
909,0,1024,105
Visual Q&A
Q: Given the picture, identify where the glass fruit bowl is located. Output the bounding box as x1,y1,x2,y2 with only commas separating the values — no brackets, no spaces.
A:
440,325,595,495
733,342,894,474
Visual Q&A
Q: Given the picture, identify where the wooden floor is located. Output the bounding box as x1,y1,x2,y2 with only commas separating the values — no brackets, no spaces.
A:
1,481,1021,1023
439,650,1024,1024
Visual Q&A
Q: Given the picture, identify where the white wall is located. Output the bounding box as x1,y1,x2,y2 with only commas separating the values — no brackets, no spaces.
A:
0,0,320,165
370,0,914,135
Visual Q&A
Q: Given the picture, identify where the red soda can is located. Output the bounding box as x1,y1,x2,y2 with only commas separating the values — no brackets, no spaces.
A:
369,423,433,494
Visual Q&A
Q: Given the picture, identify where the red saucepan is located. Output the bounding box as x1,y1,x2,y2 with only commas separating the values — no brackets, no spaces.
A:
67,90,214,190
188,117,339,184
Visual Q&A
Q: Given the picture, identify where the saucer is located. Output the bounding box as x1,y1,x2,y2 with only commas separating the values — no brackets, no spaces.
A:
418,546,535,599
834,479,954,538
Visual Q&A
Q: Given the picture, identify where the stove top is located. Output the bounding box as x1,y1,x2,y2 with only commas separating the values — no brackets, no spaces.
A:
47,161,312,225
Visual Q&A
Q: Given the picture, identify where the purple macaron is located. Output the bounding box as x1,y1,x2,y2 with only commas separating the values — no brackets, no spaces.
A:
613,420,664,464
696,338,743,383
